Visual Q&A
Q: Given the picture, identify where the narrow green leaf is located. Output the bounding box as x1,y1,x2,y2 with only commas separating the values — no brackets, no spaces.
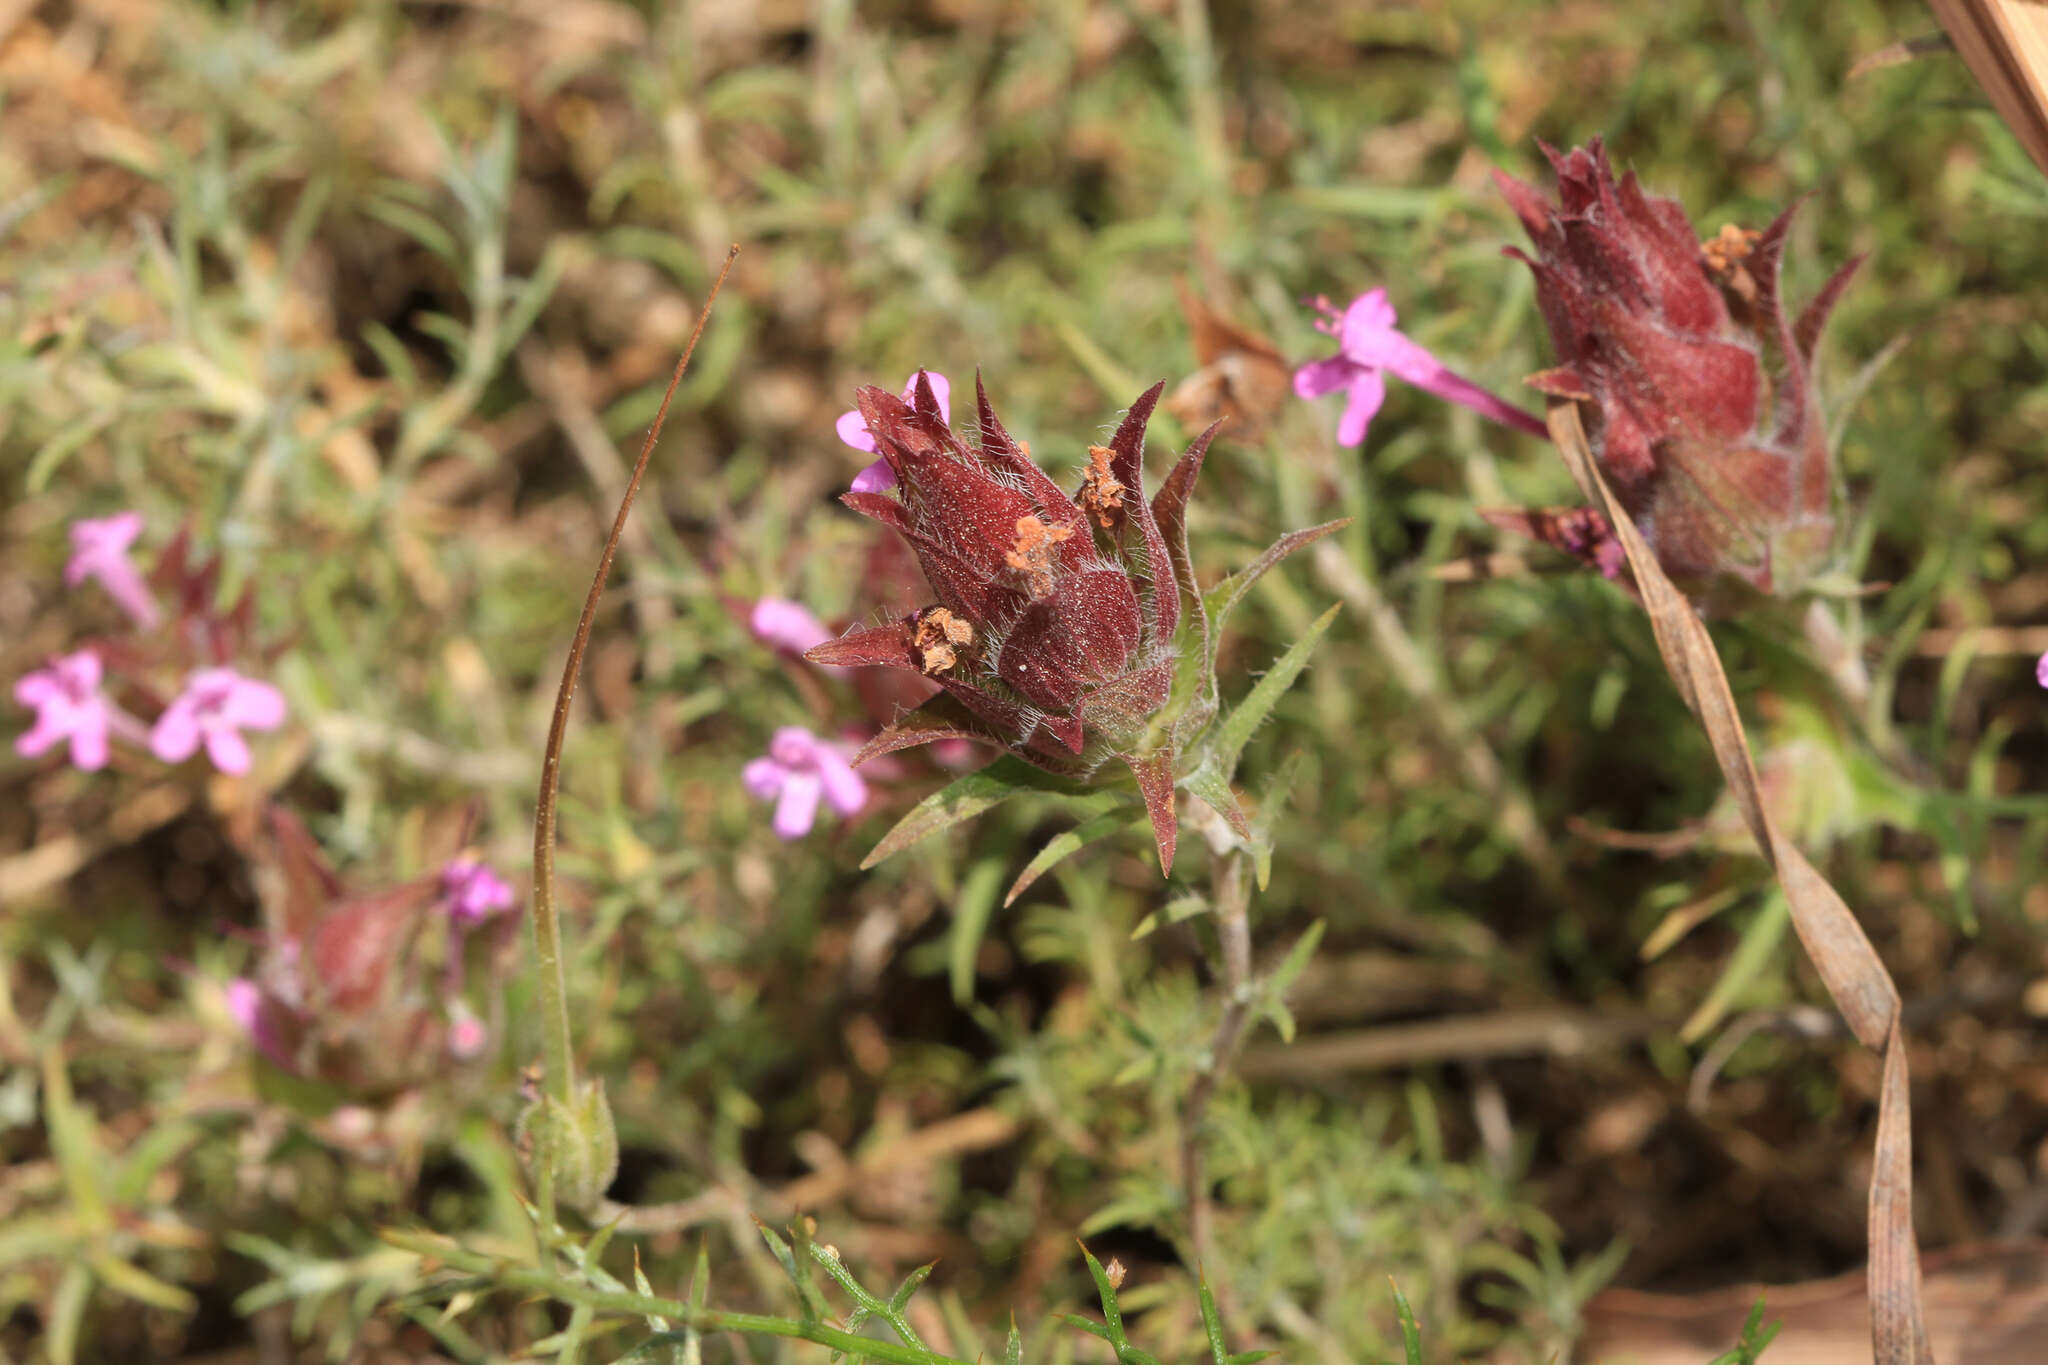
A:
1209,603,1342,783
1003,1316,1022,1365
90,1252,197,1314
40,1051,109,1235
26,413,116,495
1005,811,1140,907
47,1259,92,1365
1179,760,1249,839
360,320,421,393
111,1118,199,1206
1679,890,1790,1044
1198,1275,1228,1365
862,757,1107,869
1201,521,1348,635
1058,1314,1114,1343
1246,751,1308,891
362,196,461,266
888,1263,935,1313
950,858,1008,1006
1078,1245,1125,1344
584,1213,624,1280
498,241,570,363
1391,1281,1422,1365
754,1220,824,1324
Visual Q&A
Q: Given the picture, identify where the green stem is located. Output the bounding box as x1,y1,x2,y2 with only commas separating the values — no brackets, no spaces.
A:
401,1239,974,1365
1182,848,1250,1287
529,248,738,1116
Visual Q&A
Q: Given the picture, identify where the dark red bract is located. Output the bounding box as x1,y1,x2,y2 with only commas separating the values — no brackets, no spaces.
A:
1494,139,1862,599
809,374,1214,873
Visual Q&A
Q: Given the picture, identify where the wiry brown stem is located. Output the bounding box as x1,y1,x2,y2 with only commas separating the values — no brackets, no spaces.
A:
530,247,738,1114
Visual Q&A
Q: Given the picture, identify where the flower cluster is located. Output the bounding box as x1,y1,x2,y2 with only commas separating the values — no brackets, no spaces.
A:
12,513,287,776
803,373,1235,872
224,807,520,1089
1493,138,1860,598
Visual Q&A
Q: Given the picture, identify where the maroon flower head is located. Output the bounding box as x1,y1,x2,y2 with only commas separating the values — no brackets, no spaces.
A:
1493,139,1863,598
809,373,1216,873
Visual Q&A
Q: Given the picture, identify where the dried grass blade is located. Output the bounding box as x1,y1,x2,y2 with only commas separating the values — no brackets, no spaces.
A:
1927,0,2048,177
1542,400,1931,1364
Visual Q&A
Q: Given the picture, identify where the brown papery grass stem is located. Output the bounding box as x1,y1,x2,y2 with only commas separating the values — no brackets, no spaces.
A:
530,246,738,1114
1543,399,1932,1365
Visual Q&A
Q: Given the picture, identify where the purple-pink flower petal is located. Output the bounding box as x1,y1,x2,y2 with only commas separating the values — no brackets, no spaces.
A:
2037,651,2048,690
13,649,115,771
744,726,869,838
65,512,159,629
751,598,834,655
225,977,291,1066
837,408,880,454
1295,290,1545,446
150,667,287,774
743,755,790,800
772,770,824,839
849,457,897,494
441,856,517,925
837,371,952,490
1338,369,1387,449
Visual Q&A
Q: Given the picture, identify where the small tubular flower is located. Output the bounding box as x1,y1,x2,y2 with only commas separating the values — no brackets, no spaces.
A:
1294,289,1547,447
150,667,287,775
743,726,869,839
441,856,516,925
750,597,834,655
806,373,1224,872
65,511,160,628
838,371,952,493
1493,138,1862,598
14,649,116,771
224,977,292,1067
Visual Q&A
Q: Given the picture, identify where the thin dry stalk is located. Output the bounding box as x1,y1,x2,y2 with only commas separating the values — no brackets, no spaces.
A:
1544,400,1933,1365
529,248,737,1117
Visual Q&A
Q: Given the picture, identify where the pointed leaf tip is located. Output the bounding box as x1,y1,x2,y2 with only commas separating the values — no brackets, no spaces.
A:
1126,750,1178,876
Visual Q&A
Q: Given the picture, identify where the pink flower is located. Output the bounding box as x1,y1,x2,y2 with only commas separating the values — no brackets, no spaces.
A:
2037,651,2048,689
446,1000,488,1059
224,977,291,1067
1294,290,1547,447
838,370,952,492
65,512,160,629
750,598,834,655
14,649,116,770
742,726,869,839
149,667,287,775
441,856,516,925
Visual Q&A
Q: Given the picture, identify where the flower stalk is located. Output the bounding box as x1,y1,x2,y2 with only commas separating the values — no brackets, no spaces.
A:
1181,846,1250,1279
525,246,736,1218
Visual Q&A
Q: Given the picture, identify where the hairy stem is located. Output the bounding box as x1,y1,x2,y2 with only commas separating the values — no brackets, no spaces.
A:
1182,848,1251,1278
391,1236,974,1365
530,247,738,1114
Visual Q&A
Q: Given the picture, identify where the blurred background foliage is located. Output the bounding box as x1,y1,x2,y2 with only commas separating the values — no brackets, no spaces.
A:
2,0,2046,1360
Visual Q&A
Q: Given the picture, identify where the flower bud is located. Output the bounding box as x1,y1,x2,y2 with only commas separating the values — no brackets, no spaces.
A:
1494,139,1862,600
516,1077,620,1216
809,374,1217,872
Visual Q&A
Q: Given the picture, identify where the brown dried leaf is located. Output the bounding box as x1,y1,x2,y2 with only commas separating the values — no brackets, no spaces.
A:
1544,399,1932,1365
1163,281,1292,435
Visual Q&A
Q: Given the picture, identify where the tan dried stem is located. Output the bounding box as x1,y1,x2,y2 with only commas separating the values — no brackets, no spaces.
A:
1544,399,1932,1365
